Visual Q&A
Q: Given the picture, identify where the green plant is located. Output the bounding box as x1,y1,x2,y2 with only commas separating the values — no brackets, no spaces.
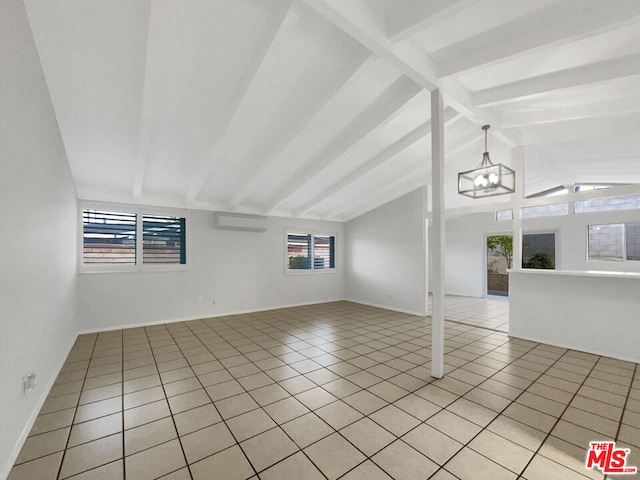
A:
523,253,554,269
288,255,310,269
487,235,513,269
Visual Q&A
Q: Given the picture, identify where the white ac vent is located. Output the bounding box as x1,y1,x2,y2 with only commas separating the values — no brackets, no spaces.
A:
214,212,268,232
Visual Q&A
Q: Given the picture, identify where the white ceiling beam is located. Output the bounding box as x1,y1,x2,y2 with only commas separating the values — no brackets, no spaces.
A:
502,96,640,128
132,1,166,199
475,53,640,107
184,0,293,205
263,75,423,214
294,108,460,216
438,0,640,78
521,114,640,145
326,125,483,220
387,0,482,42
301,0,439,91
301,0,521,151
227,54,375,210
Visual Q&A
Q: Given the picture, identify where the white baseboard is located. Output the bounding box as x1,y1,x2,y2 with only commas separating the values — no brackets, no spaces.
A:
77,298,348,335
1,335,77,480
344,298,426,317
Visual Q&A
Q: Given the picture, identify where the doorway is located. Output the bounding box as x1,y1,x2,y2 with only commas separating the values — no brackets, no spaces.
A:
487,235,512,296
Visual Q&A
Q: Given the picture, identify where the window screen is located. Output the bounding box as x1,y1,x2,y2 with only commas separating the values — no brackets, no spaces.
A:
83,210,136,264
313,235,335,269
143,215,186,264
287,234,311,269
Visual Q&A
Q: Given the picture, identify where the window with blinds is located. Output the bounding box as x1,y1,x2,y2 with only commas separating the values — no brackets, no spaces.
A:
286,232,335,272
143,215,186,264
81,207,187,270
83,210,137,264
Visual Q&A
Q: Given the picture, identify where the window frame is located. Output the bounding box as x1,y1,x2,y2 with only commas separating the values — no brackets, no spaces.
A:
78,202,189,274
284,229,337,276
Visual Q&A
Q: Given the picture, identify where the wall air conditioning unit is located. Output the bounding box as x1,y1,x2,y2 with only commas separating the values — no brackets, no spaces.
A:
214,212,268,232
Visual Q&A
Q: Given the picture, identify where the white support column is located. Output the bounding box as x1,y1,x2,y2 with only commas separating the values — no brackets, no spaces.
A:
431,89,445,379
511,147,525,273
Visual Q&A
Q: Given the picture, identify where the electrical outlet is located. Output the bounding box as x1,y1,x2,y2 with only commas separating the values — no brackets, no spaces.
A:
23,373,36,393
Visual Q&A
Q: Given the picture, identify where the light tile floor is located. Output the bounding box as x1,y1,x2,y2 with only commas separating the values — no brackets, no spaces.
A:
428,295,510,332
9,301,639,480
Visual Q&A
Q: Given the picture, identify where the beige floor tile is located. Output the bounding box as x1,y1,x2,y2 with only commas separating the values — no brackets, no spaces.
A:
562,407,618,437
240,427,298,472
67,460,123,480
68,413,121,447
30,408,76,435
226,408,277,442
486,415,547,451
618,424,640,448
523,454,592,480
343,390,388,415
164,377,201,397
551,420,603,449
295,387,338,410
340,417,396,456
571,395,623,421
123,385,165,410
315,400,363,430
278,375,316,395
322,378,362,398
15,427,70,464
430,469,459,480
281,412,334,448
538,436,603,480
191,445,254,480
7,452,63,480
259,451,324,480
414,384,459,407
237,372,274,391
123,375,161,395
125,438,186,480
215,392,259,419
503,402,557,433
205,379,245,401
447,397,498,427
197,369,233,387
463,388,511,413
340,460,392,480
446,447,517,480
74,397,121,424
426,410,482,444
59,433,122,478
367,381,408,403
167,388,210,414
40,392,81,416
263,396,309,424
478,379,523,401
372,440,438,480
181,422,236,464
124,417,176,456
248,383,290,406
304,433,366,480
370,404,420,436
469,429,534,473
173,403,221,436
305,368,342,385
394,393,441,421
124,399,170,429
402,423,463,465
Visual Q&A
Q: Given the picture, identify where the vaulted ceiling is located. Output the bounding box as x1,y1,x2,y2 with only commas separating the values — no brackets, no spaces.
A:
24,0,640,220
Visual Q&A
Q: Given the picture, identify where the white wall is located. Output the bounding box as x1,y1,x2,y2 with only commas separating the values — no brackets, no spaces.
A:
443,207,640,298
77,213,344,331
0,0,79,476
345,188,427,315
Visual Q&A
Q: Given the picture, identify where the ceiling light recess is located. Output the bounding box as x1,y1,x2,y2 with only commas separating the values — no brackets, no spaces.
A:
458,125,515,198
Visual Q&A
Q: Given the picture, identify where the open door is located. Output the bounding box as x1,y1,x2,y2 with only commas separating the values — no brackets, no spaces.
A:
487,235,512,296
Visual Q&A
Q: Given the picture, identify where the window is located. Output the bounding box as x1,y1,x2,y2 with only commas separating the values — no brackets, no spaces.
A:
142,215,186,265
521,203,568,219
81,206,187,271
522,233,555,269
588,224,624,261
576,194,640,213
286,233,335,272
83,210,136,264
496,209,513,221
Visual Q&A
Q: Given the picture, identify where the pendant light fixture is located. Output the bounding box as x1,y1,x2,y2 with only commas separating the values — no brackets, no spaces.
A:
458,125,515,198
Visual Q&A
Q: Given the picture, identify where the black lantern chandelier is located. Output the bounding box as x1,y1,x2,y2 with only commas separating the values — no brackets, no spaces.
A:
458,125,515,198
